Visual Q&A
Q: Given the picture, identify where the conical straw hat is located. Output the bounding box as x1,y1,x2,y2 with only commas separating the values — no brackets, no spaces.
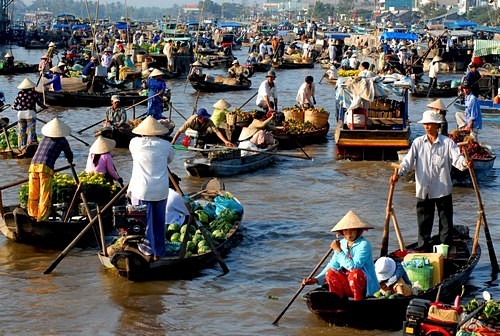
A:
237,117,272,141
191,61,202,66
213,99,231,110
149,68,164,77
5,52,12,57
90,136,116,154
132,116,168,136
49,66,62,73
41,117,72,137
331,210,373,232
426,99,446,111
17,77,36,90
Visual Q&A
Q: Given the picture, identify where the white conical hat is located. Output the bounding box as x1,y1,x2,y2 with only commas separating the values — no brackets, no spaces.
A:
330,210,373,232
5,52,13,58
48,41,56,47
213,99,231,110
237,117,272,141
17,78,36,90
41,117,72,137
132,116,168,136
426,99,446,111
191,61,202,66
49,66,62,73
90,136,116,154
148,68,164,77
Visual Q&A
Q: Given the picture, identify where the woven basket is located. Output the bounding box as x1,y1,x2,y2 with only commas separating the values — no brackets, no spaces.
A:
283,109,304,122
404,259,434,291
226,113,237,126
304,109,329,128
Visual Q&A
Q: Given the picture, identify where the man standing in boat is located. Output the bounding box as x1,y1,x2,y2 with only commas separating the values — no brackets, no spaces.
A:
390,111,470,252
296,76,316,110
143,69,166,120
256,70,278,112
455,81,482,140
28,118,73,221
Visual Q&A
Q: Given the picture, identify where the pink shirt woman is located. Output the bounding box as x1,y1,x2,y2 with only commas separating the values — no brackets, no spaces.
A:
85,136,122,184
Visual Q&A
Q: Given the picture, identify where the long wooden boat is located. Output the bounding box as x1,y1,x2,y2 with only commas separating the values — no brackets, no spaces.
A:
184,142,278,177
335,77,412,160
454,99,500,118
0,205,116,248
42,90,148,107
273,124,329,150
411,80,458,98
98,180,244,281
0,143,38,159
98,121,175,148
272,59,314,69
189,77,252,92
305,225,480,330
249,62,272,72
0,63,38,75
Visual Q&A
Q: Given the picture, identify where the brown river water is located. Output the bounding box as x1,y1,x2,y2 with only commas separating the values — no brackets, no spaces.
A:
0,46,498,335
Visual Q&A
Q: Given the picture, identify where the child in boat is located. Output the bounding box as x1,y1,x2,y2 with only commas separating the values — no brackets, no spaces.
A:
302,210,379,301
375,257,413,296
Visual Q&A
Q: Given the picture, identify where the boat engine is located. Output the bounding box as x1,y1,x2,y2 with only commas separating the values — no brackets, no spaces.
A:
112,205,146,235
403,298,460,336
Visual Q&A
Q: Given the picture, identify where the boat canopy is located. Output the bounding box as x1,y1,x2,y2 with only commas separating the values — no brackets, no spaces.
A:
446,21,477,29
428,30,474,37
380,31,418,41
324,32,351,39
115,23,130,30
473,39,500,57
53,23,70,29
71,24,90,30
217,22,244,28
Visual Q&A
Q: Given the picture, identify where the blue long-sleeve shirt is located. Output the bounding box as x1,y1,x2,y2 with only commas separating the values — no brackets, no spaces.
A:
464,93,482,130
315,237,379,296
44,74,62,91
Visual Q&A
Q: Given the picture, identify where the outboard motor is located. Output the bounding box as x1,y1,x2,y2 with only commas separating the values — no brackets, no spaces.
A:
112,205,147,235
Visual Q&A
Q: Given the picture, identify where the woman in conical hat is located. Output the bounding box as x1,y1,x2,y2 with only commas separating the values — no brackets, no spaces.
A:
302,210,379,301
85,136,123,185
143,68,166,120
44,66,63,92
12,77,47,150
211,99,232,128
128,116,174,260
427,99,448,135
28,117,73,221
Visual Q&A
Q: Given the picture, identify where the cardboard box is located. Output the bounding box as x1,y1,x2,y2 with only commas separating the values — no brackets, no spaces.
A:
404,252,444,286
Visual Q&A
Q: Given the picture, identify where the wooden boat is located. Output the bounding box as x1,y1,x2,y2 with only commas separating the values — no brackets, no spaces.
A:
184,142,278,177
454,99,500,118
273,124,329,150
42,90,148,107
23,40,49,49
98,179,244,281
305,225,481,330
412,80,458,98
189,76,251,92
272,59,314,69
248,62,272,73
0,143,38,159
451,148,496,184
0,204,116,248
335,77,412,160
98,121,175,148
0,63,38,75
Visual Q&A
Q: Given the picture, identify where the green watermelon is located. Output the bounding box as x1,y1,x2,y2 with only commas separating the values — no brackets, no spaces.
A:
170,232,181,242
167,223,180,232
197,245,210,254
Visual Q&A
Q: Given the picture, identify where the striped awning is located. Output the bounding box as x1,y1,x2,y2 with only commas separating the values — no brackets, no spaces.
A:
473,39,500,57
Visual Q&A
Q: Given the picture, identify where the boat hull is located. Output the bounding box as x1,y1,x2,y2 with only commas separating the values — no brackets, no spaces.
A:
273,124,329,150
43,90,148,107
189,78,252,92
271,61,314,69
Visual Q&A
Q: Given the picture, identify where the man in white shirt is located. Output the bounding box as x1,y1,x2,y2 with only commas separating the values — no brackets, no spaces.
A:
296,76,316,109
428,55,441,87
390,111,470,251
128,116,175,260
163,39,174,72
358,62,375,78
256,70,278,111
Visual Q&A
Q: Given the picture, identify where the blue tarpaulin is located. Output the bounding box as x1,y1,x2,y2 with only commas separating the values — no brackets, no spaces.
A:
71,24,90,30
53,23,70,29
446,21,477,29
380,31,419,41
217,22,243,28
114,23,130,30
324,32,351,39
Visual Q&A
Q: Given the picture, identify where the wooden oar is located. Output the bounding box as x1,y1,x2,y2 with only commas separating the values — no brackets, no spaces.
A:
457,141,499,273
1,125,13,154
237,90,258,110
289,134,312,160
426,78,435,98
43,182,129,274
272,248,333,325
167,168,229,274
381,165,400,257
36,117,90,147
76,92,162,134
169,104,188,121
192,90,200,115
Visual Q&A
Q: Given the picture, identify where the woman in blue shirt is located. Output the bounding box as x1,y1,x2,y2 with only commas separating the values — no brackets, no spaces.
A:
44,66,63,91
303,210,379,300
143,68,166,120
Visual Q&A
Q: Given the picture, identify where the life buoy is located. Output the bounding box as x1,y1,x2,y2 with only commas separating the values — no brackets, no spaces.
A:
242,68,251,78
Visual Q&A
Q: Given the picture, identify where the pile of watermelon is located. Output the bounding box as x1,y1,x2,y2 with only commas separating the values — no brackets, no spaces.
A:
165,203,240,257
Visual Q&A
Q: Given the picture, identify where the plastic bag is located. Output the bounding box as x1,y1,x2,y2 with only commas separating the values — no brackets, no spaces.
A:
214,194,243,216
